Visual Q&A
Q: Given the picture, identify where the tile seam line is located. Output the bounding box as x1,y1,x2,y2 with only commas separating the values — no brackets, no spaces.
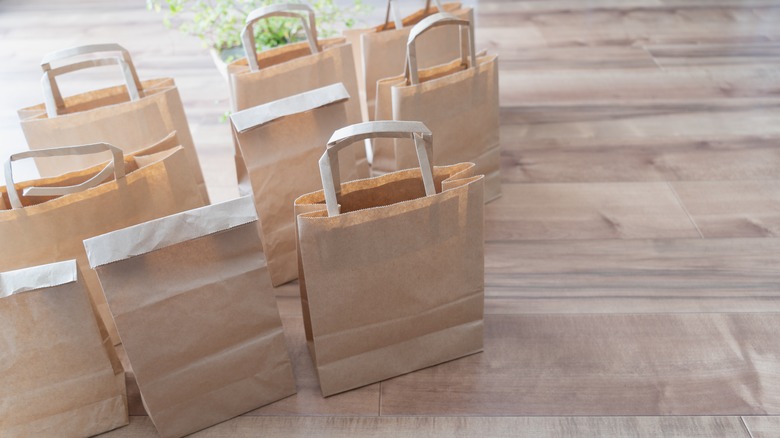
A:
740,416,755,438
667,181,704,239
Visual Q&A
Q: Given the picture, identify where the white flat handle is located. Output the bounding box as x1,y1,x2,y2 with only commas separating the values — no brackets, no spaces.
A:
40,43,142,118
320,121,436,217
4,143,125,209
381,0,445,30
406,13,476,85
241,3,319,72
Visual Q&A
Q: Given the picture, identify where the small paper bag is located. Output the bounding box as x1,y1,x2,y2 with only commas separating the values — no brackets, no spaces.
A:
0,260,127,437
84,196,296,438
295,121,485,396
0,137,207,345
231,83,358,286
374,13,501,202
17,43,208,201
343,0,472,121
228,4,368,177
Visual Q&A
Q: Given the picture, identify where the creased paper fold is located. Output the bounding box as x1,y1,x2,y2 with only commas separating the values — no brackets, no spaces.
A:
230,83,349,133
0,259,78,298
84,196,257,268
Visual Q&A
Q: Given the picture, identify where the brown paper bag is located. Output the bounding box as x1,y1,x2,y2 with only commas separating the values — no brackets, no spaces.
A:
17,43,209,201
295,121,484,396
0,137,207,346
228,4,368,178
0,260,127,437
231,83,358,286
374,13,501,202
84,196,296,438
343,1,472,121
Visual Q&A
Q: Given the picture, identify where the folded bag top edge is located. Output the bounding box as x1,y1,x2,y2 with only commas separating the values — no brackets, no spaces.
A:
0,259,78,298
84,196,258,268
230,82,349,133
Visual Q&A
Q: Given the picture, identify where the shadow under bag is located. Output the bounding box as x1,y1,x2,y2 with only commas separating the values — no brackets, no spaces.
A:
295,121,485,396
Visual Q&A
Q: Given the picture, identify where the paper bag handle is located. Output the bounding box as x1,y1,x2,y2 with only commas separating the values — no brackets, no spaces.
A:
4,143,125,209
381,0,445,31
405,13,476,85
320,121,436,217
40,44,143,118
241,3,319,72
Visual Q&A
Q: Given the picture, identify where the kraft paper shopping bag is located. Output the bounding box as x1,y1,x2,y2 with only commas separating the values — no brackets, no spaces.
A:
231,83,357,286
84,196,296,438
343,0,472,121
17,43,208,201
228,4,368,178
0,260,127,437
0,136,207,345
374,13,501,202
295,121,484,396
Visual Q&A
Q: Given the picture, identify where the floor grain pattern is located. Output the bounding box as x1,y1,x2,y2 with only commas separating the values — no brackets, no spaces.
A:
3,0,780,436
101,416,751,437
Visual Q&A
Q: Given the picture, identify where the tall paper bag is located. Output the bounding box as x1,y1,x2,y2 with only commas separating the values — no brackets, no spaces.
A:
374,13,501,202
17,43,208,201
84,196,296,438
344,0,472,121
0,136,207,345
295,121,484,396
0,260,127,437
228,4,368,177
231,83,357,286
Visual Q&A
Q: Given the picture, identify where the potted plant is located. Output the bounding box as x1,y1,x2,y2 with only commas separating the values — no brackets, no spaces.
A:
147,0,369,79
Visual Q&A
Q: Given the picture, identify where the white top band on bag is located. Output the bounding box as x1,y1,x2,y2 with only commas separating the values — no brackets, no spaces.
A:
0,260,78,298
83,196,259,268
230,83,349,133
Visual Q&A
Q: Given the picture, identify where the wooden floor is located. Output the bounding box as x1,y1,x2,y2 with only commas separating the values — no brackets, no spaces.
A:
2,0,780,436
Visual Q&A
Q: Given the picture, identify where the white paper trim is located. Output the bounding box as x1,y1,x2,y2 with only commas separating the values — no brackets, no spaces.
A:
0,260,78,298
84,196,258,268
230,83,350,133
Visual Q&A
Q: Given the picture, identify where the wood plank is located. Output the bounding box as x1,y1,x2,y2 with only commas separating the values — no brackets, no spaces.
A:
499,102,780,141
524,5,780,48
501,135,780,183
485,238,780,314
485,182,699,241
672,181,780,238
486,46,659,70
500,69,780,104
647,43,780,68
743,416,780,438
98,415,750,437
380,313,780,415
